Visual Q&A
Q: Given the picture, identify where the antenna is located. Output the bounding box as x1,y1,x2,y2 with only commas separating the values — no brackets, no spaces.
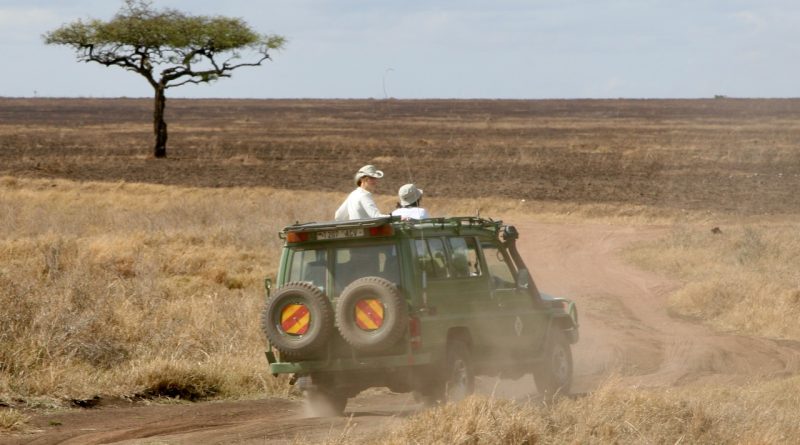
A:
400,148,414,185
382,68,394,99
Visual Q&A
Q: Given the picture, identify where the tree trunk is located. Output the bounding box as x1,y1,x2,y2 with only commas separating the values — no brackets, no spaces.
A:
153,85,168,158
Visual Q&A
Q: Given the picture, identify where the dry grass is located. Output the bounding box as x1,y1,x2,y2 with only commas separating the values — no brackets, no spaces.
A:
2,176,629,410
0,409,30,433
325,376,800,444
624,223,800,340
0,177,316,407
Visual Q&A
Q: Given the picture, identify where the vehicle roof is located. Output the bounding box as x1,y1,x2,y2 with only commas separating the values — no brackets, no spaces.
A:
280,216,505,239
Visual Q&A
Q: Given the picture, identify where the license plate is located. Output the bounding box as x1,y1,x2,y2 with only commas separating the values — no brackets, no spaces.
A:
316,228,365,240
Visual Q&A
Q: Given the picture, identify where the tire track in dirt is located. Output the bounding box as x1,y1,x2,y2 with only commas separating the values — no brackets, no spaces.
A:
514,221,800,390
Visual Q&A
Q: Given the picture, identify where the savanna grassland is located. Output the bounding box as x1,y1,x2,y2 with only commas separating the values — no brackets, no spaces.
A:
1,98,800,443
2,98,800,215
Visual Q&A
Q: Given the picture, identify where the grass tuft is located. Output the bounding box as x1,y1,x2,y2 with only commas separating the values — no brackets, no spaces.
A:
135,361,223,401
0,408,30,432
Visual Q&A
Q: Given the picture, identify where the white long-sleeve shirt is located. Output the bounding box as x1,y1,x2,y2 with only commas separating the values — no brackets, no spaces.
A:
334,188,388,220
391,207,430,220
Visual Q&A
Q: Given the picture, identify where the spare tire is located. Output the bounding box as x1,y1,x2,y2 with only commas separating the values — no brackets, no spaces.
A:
262,281,334,361
335,277,408,352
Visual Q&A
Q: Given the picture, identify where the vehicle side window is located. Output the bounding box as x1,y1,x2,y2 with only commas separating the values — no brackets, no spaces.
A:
288,249,327,291
414,240,433,276
415,238,450,279
449,237,481,278
481,243,516,289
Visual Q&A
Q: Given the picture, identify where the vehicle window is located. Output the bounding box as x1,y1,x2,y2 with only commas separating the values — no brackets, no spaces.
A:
428,238,450,278
415,238,450,279
414,240,434,277
333,243,400,296
287,249,327,291
449,237,481,278
481,243,516,289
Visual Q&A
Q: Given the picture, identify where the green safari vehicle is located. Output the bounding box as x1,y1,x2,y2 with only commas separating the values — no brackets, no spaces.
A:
261,216,578,415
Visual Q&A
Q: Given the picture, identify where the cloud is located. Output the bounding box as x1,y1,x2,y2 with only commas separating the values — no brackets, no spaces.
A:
731,10,766,34
0,7,61,42
0,7,58,27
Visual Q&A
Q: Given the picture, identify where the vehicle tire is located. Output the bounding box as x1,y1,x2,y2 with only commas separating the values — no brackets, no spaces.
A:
335,277,408,352
261,281,334,361
444,340,474,403
305,387,347,417
532,329,573,399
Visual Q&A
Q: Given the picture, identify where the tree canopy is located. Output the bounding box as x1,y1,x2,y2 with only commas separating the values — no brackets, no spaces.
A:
44,0,286,157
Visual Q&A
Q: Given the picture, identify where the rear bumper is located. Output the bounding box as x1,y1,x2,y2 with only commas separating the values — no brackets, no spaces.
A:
268,351,434,374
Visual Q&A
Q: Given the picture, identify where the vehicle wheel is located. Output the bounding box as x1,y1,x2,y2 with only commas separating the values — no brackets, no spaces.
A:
444,340,474,403
532,330,573,399
305,388,347,417
335,277,408,352
261,281,334,361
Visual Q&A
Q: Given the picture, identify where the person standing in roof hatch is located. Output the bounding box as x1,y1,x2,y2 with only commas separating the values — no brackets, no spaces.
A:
391,183,430,220
334,165,389,220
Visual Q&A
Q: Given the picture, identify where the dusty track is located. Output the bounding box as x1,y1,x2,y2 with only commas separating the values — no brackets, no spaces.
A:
517,222,800,391
6,221,799,444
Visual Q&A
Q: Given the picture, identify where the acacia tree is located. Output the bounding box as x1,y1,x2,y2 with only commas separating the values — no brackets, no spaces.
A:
45,0,285,158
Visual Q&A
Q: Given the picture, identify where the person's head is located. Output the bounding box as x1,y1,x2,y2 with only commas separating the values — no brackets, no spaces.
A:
398,183,423,207
354,165,384,191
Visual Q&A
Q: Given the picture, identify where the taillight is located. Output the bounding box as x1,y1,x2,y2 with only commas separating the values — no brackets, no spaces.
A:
369,224,394,237
409,316,422,350
286,232,309,243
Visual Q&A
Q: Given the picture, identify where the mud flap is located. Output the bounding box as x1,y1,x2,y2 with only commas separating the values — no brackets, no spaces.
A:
294,375,310,389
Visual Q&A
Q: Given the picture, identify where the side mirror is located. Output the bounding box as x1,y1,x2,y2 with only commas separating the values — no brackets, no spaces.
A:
264,277,272,299
503,225,519,241
517,269,531,290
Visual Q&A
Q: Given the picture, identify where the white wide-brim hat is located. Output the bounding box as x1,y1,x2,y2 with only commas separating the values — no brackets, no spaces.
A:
354,164,384,185
398,183,423,206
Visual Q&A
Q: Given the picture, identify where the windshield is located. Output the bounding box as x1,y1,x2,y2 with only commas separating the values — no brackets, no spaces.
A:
286,243,400,296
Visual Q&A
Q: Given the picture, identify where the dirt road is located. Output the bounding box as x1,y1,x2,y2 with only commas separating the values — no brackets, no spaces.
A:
6,221,799,444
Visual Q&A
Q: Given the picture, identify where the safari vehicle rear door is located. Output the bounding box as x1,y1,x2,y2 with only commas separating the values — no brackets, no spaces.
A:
479,239,548,358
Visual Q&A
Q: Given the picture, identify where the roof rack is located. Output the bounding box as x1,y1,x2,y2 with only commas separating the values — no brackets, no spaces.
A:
281,217,394,235
398,216,503,233
279,216,504,240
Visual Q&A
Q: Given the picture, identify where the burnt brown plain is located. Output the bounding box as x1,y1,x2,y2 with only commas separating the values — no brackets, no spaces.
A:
1,98,799,214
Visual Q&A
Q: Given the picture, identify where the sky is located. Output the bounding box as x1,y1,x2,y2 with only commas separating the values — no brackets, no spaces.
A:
0,0,799,99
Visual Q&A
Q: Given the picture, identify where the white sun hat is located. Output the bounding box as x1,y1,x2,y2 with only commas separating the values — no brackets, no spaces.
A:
398,183,423,206
354,165,384,185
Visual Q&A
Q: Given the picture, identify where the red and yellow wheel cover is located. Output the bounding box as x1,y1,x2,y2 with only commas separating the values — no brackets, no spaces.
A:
281,304,310,335
355,298,384,331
